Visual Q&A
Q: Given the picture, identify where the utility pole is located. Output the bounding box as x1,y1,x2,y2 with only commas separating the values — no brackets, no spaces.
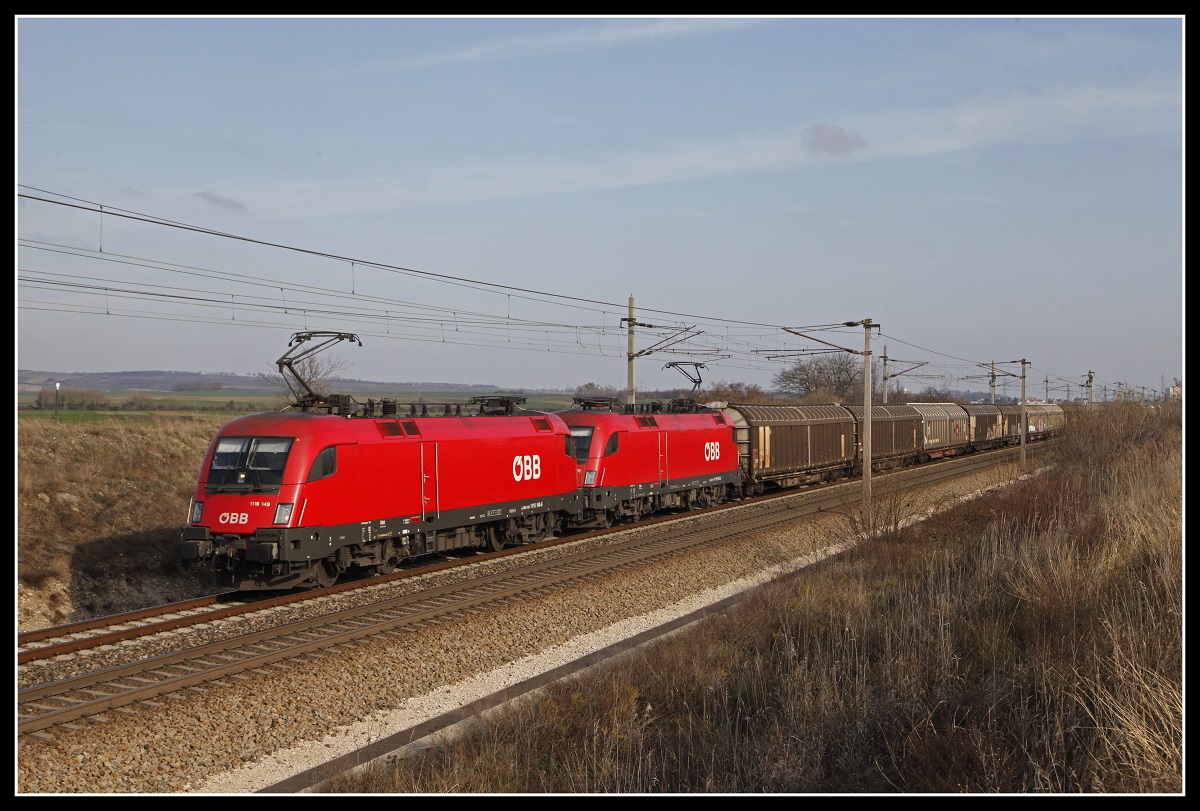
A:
880,347,926,405
785,319,878,534
622,297,703,409
1020,359,1028,468
626,296,636,406
859,320,874,535
1044,375,1049,403
1087,371,1093,409
990,361,996,404
882,346,888,404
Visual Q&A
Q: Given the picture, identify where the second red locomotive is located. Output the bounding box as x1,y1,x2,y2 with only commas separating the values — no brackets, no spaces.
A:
556,397,742,527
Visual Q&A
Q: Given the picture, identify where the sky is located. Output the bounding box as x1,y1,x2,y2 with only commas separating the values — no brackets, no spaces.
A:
16,16,1184,401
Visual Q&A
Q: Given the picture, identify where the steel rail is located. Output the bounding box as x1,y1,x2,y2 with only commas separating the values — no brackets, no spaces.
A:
18,441,1048,666
19,444,1043,739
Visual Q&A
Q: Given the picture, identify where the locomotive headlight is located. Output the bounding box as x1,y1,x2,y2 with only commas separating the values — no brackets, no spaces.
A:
273,503,295,525
190,501,204,524
584,470,597,485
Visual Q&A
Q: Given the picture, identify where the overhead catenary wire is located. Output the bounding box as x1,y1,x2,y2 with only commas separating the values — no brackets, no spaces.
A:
18,239,792,368
16,248,805,375
18,186,1099,389
19,188,796,329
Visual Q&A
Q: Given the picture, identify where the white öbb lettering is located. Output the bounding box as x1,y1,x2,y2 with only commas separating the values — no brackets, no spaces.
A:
219,512,250,525
512,454,542,481
703,441,721,461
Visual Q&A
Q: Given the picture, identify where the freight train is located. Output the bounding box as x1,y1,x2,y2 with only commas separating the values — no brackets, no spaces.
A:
178,332,1064,590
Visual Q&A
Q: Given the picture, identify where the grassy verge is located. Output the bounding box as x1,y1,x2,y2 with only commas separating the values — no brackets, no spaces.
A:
16,413,229,626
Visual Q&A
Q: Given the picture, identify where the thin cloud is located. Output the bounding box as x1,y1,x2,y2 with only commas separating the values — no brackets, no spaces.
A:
373,18,766,71
200,78,1179,218
193,191,246,211
801,124,868,157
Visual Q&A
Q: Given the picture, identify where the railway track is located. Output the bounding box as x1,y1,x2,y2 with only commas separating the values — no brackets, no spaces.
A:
18,443,1045,742
21,443,1040,664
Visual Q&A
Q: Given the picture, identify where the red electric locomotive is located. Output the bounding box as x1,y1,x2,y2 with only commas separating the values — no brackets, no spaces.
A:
179,397,582,590
179,333,583,590
554,397,742,526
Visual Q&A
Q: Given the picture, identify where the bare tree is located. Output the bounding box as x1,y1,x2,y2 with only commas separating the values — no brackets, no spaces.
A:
704,380,773,403
772,354,865,401
257,353,353,409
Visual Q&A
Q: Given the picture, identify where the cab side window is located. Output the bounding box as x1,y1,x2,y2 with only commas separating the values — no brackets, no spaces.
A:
307,446,337,482
603,433,619,457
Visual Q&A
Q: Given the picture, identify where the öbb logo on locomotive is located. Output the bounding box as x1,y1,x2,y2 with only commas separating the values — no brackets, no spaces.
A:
513,454,542,481
177,332,1064,592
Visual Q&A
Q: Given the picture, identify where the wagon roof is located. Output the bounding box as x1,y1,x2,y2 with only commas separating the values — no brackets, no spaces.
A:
722,403,853,425
960,404,1002,415
841,404,920,420
906,403,969,419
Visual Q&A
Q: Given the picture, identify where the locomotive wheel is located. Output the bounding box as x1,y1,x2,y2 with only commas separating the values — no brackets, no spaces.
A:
488,528,506,553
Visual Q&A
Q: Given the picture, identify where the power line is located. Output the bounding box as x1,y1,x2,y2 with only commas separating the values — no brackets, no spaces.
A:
19,188,803,329
18,185,1111,388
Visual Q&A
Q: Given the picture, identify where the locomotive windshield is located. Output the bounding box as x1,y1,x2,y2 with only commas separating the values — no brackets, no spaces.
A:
568,426,594,464
206,436,293,492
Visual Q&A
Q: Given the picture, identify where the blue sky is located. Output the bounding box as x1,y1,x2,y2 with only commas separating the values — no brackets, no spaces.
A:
16,16,1183,400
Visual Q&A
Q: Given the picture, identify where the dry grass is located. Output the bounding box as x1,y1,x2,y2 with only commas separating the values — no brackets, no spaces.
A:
17,414,227,626
321,401,1182,793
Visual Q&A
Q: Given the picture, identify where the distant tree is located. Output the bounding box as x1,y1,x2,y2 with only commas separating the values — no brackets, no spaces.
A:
703,380,773,404
122,393,157,411
257,354,353,408
574,382,622,400
772,354,870,402
884,382,909,403
34,387,55,410
908,386,966,404
37,387,110,411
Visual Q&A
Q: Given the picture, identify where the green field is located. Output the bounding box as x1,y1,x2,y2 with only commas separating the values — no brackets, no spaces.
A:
17,386,580,419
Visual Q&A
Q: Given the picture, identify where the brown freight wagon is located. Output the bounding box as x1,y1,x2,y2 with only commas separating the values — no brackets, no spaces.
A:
907,403,971,461
719,403,856,492
960,403,1006,450
841,404,922,470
